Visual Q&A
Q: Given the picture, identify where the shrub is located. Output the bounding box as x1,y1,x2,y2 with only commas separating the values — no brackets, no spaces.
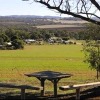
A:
11,39,24,49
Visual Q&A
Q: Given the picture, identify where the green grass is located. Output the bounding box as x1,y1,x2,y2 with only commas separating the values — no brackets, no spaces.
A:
0,44,99,90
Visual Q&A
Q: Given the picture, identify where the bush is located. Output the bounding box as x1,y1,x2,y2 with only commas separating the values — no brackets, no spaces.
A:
11,39,24,49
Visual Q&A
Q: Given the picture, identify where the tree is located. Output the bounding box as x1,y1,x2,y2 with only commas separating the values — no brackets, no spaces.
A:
86,24,100,40
25,0,100,25
83,40,100,79
5,29,15,39
0,33,9,43
11,39,24,49
0,38,4,45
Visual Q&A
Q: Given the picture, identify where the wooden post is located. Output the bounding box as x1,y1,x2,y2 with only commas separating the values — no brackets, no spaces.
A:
40,79,45,96
21,88,25,100
54,80,58,97
76,88,80,100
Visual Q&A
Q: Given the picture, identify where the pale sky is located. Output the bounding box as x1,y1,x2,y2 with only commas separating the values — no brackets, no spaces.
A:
0,0,99,18
0,0,61,16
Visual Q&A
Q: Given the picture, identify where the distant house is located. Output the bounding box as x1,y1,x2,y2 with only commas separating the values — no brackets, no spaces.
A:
48,37,63,44
62,40,76,44
0,45,3,48
6,42,12,46
25,39,36,44
0,42,12,48
48,38,54,44
36,39,44,45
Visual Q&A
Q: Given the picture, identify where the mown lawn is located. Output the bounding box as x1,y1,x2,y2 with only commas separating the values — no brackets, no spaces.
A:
0,44,99,94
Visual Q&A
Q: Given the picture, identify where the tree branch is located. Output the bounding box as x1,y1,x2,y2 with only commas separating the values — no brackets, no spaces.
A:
90,0,100,11
24,0,100,25
37,0,100,25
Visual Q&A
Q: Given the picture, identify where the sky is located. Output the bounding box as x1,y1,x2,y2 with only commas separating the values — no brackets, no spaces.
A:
0,0,99,18
0,0,62,17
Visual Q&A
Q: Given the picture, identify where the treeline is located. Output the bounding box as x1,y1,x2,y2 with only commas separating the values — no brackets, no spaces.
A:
0,22,100,49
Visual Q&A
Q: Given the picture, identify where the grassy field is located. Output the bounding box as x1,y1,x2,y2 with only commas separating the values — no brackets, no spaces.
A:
36,24,82,29
0,44,99,94
36,19,87,29
52,19,88,24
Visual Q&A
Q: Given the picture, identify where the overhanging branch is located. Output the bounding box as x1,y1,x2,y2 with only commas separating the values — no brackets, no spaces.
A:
90,0,100,11
23,0,100,25
37,0,100,25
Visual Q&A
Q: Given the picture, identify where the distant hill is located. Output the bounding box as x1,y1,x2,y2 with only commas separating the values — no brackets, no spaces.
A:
0,15,84,20
0,15,87,32
0,15,99,21
0,15,87,25
0,15,61,19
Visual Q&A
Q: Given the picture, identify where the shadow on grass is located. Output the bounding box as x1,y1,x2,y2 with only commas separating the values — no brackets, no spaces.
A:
0,86,100,100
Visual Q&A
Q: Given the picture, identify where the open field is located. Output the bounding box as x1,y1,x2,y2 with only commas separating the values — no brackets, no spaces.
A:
36,19,87,29
0,44,99,95
36,24,83,29
52,19,88,24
